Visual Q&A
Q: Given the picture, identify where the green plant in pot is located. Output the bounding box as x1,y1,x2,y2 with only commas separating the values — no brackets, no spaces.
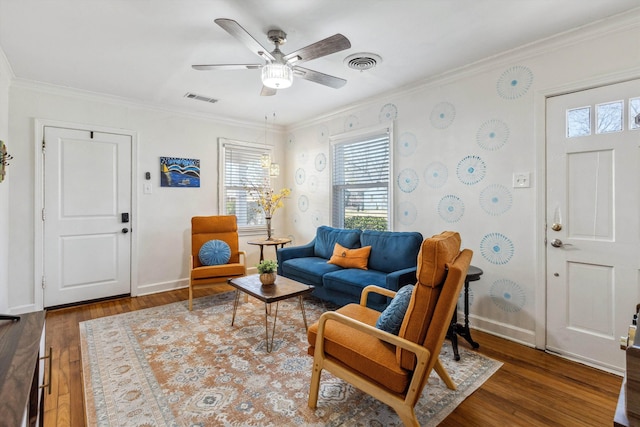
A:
257,259,278,285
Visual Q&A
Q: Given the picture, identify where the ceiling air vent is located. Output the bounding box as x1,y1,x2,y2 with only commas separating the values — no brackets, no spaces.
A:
184,92,218,104
344,53,382,71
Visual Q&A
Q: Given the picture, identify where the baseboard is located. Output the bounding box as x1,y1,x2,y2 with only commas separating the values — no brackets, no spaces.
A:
135,279,189,296
459,310,536,348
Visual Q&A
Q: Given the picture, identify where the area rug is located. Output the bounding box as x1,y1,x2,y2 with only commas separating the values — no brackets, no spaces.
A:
80,291,501,426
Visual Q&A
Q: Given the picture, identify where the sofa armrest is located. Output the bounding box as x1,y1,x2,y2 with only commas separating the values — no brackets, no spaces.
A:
385,267,418,292
276,238,316,274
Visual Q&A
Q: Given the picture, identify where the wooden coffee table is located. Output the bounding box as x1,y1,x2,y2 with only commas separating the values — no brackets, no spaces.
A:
227,274,314,352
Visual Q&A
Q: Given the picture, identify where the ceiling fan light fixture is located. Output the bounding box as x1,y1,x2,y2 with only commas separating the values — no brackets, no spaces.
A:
261,63,293,89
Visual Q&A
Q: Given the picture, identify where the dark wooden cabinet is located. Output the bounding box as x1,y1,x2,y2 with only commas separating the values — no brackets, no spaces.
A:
0,311,46,427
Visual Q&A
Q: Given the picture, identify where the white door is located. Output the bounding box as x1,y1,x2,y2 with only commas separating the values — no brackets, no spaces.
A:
546,79,640,372
43,127,132,307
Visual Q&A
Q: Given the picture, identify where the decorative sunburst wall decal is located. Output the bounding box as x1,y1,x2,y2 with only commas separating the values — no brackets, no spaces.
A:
379,103,398,123
295,168,306,185
490,279,526,312
397,132,417,157
476,119,510,151
480,232,515,265
456,155,487,185
430,102,456,129
344,114,359,131
397,201,417,226
314,153,327,172
287,133,296,150
438,195,465,223
317,125,329,144
496,65,533,100
298,195,309,212
311,211,323,227
424,162,448,188
397,168,419,193
308,175,319,193
479,184,512,216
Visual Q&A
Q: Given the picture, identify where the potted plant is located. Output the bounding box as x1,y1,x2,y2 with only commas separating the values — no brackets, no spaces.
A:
257,259,278,285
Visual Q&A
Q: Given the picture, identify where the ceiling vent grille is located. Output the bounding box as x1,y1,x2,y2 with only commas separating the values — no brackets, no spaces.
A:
184,92,218,104
344,53,382,71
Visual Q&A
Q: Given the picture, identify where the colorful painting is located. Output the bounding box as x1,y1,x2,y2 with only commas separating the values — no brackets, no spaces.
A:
160,157,200,188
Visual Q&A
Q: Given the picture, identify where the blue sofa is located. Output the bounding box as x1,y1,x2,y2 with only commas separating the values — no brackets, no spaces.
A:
276,226,423,310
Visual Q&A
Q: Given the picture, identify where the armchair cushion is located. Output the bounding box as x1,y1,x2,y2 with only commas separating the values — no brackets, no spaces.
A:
198,239,231,266
376,285,414,335
307,303,411,394
327,243,371,270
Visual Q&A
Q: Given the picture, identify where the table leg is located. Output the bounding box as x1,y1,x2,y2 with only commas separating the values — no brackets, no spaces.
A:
231,290,241,326
458,279,480,349
448,304,460,361
259,245,265,262
264,301,280,353
299,296,308,330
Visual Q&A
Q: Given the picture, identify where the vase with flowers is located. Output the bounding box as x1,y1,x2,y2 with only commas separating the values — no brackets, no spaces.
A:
257,259,278,285
245,180,291,240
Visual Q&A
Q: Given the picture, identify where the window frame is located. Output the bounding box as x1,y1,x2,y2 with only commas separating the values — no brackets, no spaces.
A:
329,123,394,231
218,137,272,235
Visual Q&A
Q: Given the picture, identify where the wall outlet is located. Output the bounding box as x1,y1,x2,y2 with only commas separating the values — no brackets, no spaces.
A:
143,182,153,194
513,172,531,188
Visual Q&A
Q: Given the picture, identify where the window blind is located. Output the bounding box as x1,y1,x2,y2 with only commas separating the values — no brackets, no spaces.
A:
332,131,390,230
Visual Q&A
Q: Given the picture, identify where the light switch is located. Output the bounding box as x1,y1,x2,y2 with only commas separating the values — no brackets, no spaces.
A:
513,172,530,188
143,182,153,194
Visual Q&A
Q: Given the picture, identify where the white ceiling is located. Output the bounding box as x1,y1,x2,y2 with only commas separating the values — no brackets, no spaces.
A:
1,0,639,126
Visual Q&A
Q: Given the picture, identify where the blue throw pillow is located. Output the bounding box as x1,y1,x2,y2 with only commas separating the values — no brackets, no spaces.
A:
198,240,231,266
375,285,414,335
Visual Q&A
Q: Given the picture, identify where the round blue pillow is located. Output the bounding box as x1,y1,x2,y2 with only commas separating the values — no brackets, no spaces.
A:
375,285,414,335
198,240,231,266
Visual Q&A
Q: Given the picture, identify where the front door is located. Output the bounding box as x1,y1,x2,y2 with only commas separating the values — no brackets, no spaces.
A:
546,79,640,372
43,126,132,307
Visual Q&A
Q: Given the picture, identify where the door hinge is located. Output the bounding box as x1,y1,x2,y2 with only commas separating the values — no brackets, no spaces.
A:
42,208,46,221
41,138,46,153
41,276,46,289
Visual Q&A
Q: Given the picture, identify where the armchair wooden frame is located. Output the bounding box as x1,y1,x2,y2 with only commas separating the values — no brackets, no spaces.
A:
308,236,471,427
308,286,456,426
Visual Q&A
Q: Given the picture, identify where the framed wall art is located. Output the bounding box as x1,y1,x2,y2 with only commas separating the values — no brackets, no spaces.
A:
160,157,200,188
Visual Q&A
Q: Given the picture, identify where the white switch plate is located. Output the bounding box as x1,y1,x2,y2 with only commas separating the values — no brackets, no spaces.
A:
143,182,153,194
513,172,530,188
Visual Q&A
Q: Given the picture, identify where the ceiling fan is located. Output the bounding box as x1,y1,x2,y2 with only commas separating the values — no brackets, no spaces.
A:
192,18,351,96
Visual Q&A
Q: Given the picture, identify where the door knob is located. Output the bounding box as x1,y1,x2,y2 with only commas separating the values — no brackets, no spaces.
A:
550,238,573,248
122,228,129,234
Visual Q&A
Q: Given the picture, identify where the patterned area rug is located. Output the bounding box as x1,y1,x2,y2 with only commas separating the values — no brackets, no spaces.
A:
80,292,501,426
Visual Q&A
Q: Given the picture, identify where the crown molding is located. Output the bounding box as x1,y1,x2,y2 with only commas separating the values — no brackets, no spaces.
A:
9,77,286,132
288,7,640,132
0,47,15,83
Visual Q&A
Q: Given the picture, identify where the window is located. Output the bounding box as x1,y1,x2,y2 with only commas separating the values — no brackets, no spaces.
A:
331,125,393,231
218,138,271,231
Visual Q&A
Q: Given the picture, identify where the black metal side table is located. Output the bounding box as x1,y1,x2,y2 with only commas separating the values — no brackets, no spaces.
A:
448,265,482,360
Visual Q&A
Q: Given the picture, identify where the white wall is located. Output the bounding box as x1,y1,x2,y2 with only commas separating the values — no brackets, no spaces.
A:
283,13,640,346
0,49,11,312
7,85,286,311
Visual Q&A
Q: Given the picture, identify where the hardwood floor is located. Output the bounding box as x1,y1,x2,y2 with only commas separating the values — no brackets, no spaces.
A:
43,286,623,426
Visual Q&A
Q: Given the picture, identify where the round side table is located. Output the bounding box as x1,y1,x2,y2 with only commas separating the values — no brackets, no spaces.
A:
247,237,292,262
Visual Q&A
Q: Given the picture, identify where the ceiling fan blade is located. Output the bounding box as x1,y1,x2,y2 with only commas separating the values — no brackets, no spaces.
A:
214,18,275,61
260,86,277,96
283,34,351,64
192,64,261,71
293,66,347,89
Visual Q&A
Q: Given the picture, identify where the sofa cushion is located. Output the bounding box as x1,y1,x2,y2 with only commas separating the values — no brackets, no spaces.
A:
314,226,361,259
327,243,371,270
281,257,342,287
376,285,414,335
323,269,388,306
361,230,423,273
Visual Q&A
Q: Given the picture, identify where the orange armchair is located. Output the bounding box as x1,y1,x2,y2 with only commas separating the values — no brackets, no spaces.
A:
307,231,472,426
189,215,246,310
